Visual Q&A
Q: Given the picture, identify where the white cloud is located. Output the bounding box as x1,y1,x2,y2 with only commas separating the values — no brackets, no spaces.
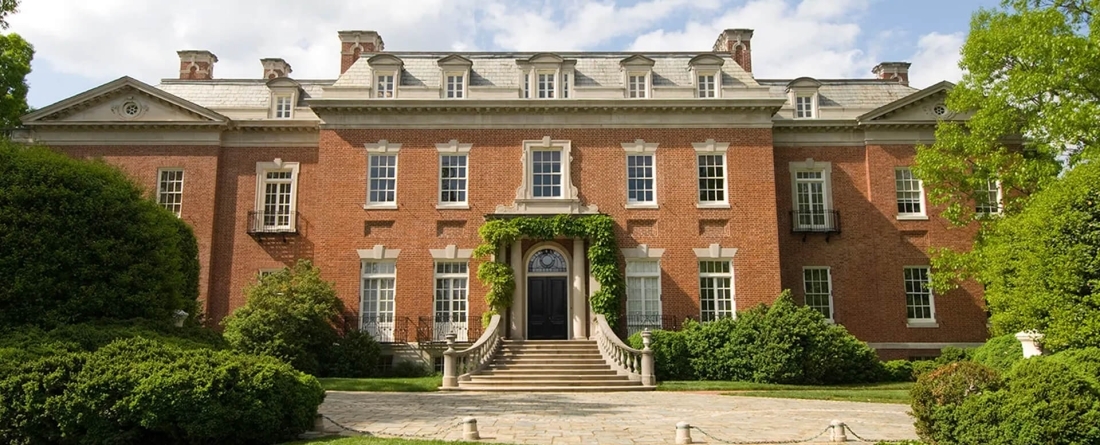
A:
628,0,876,79
907,32,965,88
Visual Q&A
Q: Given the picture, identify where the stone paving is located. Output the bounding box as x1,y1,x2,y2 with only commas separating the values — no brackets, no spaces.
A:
320,391,919,444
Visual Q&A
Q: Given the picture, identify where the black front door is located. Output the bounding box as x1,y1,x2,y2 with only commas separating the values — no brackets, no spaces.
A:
527,276,568,340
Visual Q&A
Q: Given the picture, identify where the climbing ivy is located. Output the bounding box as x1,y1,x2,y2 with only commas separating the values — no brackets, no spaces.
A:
474,214,625,327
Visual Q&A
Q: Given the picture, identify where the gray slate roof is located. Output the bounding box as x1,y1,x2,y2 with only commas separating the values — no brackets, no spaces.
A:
757,79,917,109
157,80,331,109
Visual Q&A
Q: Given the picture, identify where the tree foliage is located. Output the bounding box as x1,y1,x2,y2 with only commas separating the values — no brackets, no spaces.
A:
0,0,31,128
0,144,200,329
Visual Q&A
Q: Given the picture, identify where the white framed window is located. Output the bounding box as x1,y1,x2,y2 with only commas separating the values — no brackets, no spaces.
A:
257,268,284,280
562,72,571,98
368,154,397,205
376,74,396,98
440,154,468,205
697,155,727,205
627,154,655,205
626,260,662,336
445,73,465,99
904,266,936,325
157,168,184,217
513,137,581,209
537,72,556,98
274,95,293,119
627,74,648,98
895,167,926,218
697,74,716,98
795,95,815,118
789,160,835,231
976,180,1002,215
531,149,563,198
361,260,397,342
699,260,735,322
254,161,300,232
522,71,530,98
803,267,833,321
434,261,469,341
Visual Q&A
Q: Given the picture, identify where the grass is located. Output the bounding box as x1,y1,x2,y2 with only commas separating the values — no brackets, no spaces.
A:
286,437,484,445
659,380,913,404
319,376,441,392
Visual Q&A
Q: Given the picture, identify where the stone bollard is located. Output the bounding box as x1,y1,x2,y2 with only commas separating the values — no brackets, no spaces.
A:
313,414,326,432
463,417,480,441
443,333,459,389
675,421,693,444
829,420,847,442
640,329,656,387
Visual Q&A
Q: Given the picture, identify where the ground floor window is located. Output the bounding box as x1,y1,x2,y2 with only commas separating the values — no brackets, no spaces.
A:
904,266,935,322
802,267,833,320
434,261,469,341
361,261,396,342
626,260,661,335
699,260,734,321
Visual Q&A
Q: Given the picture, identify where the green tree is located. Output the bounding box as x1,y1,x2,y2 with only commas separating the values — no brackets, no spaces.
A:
0,0,32,128
914,0,1100,225
0,143,200,328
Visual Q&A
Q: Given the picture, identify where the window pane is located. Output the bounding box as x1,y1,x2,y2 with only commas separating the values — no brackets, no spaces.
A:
895,168,924,215
532,150,563,197
697,155,726,203
158,169,184,217
368,155,398,203
440,155,468,203
803,268,832,319
626,154,655,204
904,267,933,320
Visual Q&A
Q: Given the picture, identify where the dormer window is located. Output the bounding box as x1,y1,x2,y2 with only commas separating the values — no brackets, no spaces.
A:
620,55,655,99
787,77,822,119
689,54,725,99
517,54,574,100
266,77,301,120
437,55,472,100
274,95,293,119
368,54,404,99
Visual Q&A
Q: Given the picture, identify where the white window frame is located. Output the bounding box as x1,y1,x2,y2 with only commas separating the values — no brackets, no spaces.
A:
802,267,834,322
895,167,928,220
436,139,472,209
794,94,816,118
536,71,557,99
376,72,397,98
360,260,397,342
433,261,470,341
693,139,731,208
257,268,284,280
273,95,294,119
789,159,834,231
622,139,659,209
904,266,938,327
156,168,184,217
694,244,737,322
696,72,718,98
364,140,401,210
625,259,662,336
626,72,649,99
976,180,1003,216
254,160,300,232
444,72,466,99
518,137,577,202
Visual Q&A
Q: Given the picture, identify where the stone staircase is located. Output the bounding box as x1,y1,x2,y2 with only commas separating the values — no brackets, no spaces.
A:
455,340,654,392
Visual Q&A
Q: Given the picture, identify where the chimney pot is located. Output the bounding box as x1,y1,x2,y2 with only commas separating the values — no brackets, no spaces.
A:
261,58,293,79
713,29,754,73
873,62,912,86
338,30,384,75
178,50,218,80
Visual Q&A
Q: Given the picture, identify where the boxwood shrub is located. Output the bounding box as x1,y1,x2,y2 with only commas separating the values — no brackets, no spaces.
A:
0,337,325,445
969,333,1024,372
628,328,694,381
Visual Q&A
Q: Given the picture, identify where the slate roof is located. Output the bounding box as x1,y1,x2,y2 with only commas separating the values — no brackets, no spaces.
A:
757,79,917,110
157,80,331,109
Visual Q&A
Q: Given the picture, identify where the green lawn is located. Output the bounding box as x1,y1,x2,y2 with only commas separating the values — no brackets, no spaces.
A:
287,437,484,445
319,376,441,392
658,381,913,404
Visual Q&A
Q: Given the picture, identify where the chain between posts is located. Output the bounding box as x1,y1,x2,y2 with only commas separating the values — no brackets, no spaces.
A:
320,414,465,440
688,423,909,444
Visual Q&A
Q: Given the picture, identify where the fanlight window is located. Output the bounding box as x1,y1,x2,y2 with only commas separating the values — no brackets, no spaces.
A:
528,249,567,274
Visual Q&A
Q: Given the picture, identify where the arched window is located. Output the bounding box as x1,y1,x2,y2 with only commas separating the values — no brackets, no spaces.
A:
528,249,567,274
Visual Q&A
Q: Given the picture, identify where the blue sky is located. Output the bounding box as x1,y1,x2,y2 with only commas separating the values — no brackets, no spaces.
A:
8,0,1001,109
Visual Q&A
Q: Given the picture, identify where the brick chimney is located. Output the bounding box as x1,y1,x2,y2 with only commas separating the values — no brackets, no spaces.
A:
178,50,218,80
713,29,753,73
873,62,911,86
261,58,293,79
339,30,384,75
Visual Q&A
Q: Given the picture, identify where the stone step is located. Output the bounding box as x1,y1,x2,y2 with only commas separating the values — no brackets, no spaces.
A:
502,342,597,349
469,374,629,382
447,385,655,392
461,378,639,387
480,368,618,376
499,353,604,360
502,340,596,344
486,363,612,371
491,358,608,366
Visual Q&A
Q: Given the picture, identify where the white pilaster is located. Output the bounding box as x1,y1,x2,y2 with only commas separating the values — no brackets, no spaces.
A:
571,238,587,340
509,240,525,340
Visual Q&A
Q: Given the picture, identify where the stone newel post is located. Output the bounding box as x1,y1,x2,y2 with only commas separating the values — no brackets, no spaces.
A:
1015,330,1044,358
442,333,458,388
641,329,656,387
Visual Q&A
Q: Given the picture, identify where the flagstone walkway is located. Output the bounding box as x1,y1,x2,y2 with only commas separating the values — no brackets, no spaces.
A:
319,391,919,444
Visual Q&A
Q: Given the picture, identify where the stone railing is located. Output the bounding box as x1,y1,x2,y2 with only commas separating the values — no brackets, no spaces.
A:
442,314,504,389
593,314,655,386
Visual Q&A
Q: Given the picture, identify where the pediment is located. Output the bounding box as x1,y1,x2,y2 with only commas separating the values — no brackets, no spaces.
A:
526,53,564,64
859,81,958,123
689,54,725,67
266,77,301,89
22,76,228,126
620,54,656,68
786,77,822,90
367,54,404,68
437,54,472,68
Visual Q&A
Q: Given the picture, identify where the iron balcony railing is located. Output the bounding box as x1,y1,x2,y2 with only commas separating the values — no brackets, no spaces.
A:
418,315,481,343
360,315,412,343
625,314,683,336
246,211,300,235
790,209,841,234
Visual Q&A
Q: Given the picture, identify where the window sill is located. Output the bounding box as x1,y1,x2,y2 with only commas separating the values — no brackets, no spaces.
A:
625,203,658,210
363,203,398,210
436,204,469,210
896,214,929,221
906,320,940,328
696,203,730,209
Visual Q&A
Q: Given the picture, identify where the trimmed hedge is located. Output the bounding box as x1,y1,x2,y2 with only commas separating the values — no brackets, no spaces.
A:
628,291,881,384
910,361,1002,442
0,144,200,329
0,337,325,445
970,334,1024,372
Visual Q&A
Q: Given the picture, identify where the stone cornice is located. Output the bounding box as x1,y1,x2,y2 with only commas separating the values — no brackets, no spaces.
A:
306,98,788,114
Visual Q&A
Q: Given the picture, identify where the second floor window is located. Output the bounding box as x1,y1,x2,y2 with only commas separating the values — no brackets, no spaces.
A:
795,95,814,118
377,75,395,98
895,167,925,217
904,266,935,322
157,169,184,217
537,73,555,98
697,154,727,204
446,74,464,98
440,154,467,204
698,74,716,98
628,74,647,98
976,180,1002,215
532,150,562,197
368,154,397,204
794,171,827,229
627,154,655,205
274,96,293,119
261,170,294,229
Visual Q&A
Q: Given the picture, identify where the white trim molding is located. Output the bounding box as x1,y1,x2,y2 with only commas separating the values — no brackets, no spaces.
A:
693,243,738,259
365,139,402,153
621,139,659,153
435,139,473,153
692,138,730,153
621,244,666,259
357,244,402,260
495,136,598,215
429,244,474,260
